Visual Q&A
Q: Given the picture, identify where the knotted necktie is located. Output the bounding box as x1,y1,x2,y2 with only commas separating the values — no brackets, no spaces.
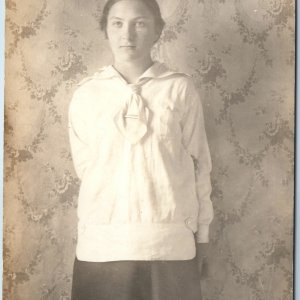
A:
114,79,150,144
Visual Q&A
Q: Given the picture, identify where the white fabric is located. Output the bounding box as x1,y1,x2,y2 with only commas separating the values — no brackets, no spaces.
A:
114,79,151,144
68,62,214,261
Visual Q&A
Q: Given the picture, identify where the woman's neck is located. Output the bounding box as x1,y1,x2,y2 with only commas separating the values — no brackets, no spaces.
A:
113,57,154,84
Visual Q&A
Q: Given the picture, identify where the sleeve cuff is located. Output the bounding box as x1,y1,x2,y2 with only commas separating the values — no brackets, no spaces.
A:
196,224,210,243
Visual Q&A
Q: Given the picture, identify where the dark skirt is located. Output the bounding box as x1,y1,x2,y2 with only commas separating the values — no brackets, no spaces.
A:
71,257,202,300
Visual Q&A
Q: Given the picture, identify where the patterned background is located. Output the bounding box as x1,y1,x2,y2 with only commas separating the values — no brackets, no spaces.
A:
4,0,294,299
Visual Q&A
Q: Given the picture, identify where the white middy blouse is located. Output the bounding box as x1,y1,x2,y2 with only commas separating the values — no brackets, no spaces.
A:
68,62,213,262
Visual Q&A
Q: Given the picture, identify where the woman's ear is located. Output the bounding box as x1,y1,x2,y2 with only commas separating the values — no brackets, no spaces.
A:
153,36,159,44
153,29,162,44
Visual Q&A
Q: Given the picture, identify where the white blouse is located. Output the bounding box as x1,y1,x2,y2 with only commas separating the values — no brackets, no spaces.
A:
68,62,213,262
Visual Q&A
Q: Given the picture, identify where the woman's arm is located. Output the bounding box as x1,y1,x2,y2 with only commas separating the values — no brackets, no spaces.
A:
181,78,214,244
68,92,92,180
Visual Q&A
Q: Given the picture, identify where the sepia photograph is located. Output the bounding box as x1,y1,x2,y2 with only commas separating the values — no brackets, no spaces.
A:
4,0,295,299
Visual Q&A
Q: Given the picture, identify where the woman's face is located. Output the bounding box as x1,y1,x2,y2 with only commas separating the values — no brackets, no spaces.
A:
106,0,160,63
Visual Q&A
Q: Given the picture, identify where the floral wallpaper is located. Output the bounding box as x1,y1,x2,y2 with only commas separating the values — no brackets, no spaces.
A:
4,0,294,299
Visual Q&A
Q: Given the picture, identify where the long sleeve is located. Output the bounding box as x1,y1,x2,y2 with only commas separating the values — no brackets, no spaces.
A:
181,79,214,243
68,91,92,180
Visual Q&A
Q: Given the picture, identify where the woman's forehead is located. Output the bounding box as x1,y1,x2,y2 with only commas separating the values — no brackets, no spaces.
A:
108,0,156,19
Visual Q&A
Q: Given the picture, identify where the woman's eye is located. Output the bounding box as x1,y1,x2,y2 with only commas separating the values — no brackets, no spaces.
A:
112,21,123,28
136,21,146,28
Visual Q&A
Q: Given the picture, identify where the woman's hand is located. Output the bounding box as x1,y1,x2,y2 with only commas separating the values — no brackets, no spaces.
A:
196,243,210,279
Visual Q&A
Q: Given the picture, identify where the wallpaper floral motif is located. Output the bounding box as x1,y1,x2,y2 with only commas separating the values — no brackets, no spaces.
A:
4,0,294,299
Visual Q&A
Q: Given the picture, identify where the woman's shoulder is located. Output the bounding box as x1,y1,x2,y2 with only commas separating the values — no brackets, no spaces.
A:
76,66,113,88
160,64,197,90
70,66,112,109
152,62,196,91
153,62,190,79
71,66,115,101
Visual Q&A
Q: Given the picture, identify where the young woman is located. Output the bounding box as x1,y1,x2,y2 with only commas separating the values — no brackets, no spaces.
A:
69,0,214,299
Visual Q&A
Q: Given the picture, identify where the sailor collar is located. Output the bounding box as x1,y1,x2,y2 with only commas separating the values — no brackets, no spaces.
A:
78,61,188,86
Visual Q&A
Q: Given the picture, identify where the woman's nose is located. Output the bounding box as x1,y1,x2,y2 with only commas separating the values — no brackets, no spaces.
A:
122,23,136,41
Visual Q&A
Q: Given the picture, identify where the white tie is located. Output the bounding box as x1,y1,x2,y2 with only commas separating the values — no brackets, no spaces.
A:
114,80,150,144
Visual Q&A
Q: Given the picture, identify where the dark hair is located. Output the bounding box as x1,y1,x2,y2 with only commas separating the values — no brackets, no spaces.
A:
100,0,165,38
